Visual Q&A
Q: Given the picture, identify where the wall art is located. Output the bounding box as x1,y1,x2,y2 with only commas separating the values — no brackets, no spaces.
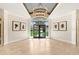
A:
20,22,26,31
53,22,59,31
59,21,67,31
12,21,20,31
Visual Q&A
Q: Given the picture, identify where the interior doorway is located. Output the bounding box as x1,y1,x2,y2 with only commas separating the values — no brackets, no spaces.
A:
0,23,1,44
33,24,46,38
30,21,48,39
0,19,4,46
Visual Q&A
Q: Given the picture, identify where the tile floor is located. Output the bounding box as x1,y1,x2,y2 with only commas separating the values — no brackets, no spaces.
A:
0,39,79,55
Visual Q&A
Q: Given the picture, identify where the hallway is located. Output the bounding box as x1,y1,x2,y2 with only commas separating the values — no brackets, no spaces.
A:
0,39,79,55
0,3,79,55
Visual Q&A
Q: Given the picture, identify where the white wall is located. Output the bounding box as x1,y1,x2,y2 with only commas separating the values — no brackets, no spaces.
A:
7,12,28,44
49,11,76,44
4,10,8,45
71,11,77,44
49,3,79,18
0,3,31,45
48,3,78,44
0,3,28,17
76,10,79,46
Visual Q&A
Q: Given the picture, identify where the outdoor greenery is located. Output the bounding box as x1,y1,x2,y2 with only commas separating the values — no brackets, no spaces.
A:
31,30,48,37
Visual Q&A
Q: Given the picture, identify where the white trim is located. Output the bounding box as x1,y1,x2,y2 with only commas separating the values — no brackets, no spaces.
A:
53,38,76,45
4,38,28,45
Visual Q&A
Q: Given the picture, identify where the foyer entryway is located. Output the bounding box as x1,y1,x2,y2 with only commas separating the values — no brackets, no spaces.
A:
31,20,48,39
33,24,46,38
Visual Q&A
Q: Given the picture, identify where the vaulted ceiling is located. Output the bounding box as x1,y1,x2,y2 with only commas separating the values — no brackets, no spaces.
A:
23,3,58,15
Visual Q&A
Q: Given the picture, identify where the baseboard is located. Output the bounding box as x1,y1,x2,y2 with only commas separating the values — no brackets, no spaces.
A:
4,42,8,45
51,38,76,45
4,38,28,45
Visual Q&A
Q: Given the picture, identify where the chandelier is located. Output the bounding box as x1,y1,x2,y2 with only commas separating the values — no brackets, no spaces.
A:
32,3,48,18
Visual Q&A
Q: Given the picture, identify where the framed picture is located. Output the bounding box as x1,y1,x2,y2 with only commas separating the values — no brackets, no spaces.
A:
53,22,59,31
59,21,67,31
12,21,20,31
20,22,26,31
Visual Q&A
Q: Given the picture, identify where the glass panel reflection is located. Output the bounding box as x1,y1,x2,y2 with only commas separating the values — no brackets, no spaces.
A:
31,21,48,38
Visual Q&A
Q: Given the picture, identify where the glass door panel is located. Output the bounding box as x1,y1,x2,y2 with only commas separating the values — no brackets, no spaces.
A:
39,25,46,38
33,24,39,38
31,21,48,38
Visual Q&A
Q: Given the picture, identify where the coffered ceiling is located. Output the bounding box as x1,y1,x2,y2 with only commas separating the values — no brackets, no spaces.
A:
23,3,58,15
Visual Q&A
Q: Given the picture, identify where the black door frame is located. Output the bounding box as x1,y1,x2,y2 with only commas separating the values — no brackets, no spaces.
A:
33,25,46,38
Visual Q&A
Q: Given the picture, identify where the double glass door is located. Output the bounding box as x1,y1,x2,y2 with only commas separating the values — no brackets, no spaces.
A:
33,25,46,38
